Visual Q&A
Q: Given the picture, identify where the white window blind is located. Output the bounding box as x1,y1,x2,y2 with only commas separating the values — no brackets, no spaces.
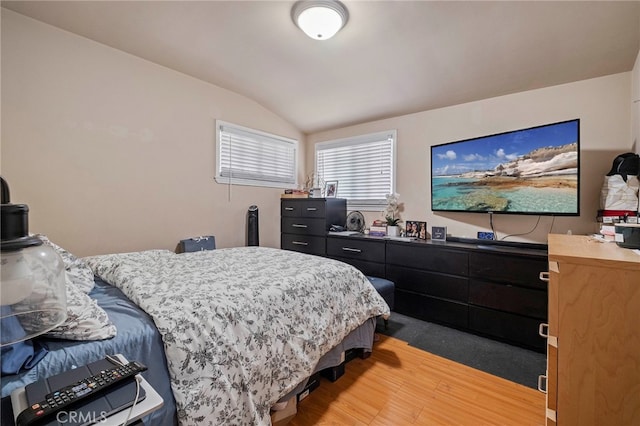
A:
315,130,396,209
215,121,298,188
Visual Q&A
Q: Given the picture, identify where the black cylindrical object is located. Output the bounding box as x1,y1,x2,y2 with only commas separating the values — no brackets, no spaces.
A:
247,205,259,246
0,176,42,252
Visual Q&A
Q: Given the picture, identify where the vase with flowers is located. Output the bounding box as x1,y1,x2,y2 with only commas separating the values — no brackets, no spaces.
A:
383,193,403,237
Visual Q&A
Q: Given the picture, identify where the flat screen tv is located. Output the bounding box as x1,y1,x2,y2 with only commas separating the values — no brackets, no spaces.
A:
431,119,580,215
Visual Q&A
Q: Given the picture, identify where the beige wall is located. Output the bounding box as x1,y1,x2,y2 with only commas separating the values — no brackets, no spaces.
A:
307,73,633,244
1,10,304,256
3,10,635,254
632,49,640,154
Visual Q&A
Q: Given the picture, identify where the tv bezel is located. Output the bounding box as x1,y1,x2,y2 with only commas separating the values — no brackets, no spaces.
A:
430,119,580,216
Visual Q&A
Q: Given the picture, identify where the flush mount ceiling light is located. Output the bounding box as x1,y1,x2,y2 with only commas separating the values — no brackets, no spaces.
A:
292,0,349,41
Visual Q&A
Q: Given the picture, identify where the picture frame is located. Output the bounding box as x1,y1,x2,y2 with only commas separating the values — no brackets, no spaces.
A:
432,226,447,241
406,221,427,240
324,181,338,198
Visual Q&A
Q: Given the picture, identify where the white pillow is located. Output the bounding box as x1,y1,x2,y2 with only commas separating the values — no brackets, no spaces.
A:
46,279,117,341
36,234,95,293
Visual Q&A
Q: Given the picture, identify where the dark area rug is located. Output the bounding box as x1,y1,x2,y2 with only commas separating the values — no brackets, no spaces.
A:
377,312,546,389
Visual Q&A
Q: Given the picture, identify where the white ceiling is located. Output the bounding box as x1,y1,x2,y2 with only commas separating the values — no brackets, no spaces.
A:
3,1,640,134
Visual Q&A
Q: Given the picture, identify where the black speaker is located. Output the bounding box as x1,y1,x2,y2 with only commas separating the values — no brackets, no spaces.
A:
247,205,259,246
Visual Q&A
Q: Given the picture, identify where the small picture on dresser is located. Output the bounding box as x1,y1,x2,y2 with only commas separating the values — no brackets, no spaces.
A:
432,226,447,241
406,221,427,239
324,181,338,198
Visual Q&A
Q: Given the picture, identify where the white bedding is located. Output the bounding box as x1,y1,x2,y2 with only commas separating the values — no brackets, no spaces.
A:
84,246,389,425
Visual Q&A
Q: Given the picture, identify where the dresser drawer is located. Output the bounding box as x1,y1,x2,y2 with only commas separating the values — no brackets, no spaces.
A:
326,237,385,263
281,217,327,236
386,242,469,276
386,265,468,302
469,280,547,320
468,306,545,352
281,234,325,255
395,290,468,329
281,199,327,218
469,252,547,289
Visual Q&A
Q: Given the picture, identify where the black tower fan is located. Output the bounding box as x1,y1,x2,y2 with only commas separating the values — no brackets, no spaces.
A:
247,205,259,246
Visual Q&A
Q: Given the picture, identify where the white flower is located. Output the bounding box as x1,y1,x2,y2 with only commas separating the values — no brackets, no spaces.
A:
383,193,402,225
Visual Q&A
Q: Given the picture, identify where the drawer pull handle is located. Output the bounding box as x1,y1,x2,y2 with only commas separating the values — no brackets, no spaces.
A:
539,323,549,338
292,224,308,228
292,241,308,246
539,272,550,282
306,207,317,211
284,207,294,211
342,247,362,253
537,374,547,394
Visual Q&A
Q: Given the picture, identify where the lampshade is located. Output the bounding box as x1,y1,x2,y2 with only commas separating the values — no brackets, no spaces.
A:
292,0,349,40
0,177,66,346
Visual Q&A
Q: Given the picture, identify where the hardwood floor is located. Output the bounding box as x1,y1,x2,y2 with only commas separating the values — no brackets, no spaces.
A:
289,335,545,426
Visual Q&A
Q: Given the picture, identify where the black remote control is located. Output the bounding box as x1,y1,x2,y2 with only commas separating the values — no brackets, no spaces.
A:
16,360,147,426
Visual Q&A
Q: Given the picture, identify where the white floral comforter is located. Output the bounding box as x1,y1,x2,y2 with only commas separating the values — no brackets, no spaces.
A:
84,247,389,425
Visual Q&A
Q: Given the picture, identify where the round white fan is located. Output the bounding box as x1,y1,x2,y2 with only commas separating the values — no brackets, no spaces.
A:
346,211,365,233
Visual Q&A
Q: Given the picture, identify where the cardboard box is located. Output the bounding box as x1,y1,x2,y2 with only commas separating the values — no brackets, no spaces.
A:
271,396,297,426
321,362,345,382
297,372,321,402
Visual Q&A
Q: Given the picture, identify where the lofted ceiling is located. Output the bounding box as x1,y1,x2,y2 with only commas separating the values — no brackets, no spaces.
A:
2,1,640,134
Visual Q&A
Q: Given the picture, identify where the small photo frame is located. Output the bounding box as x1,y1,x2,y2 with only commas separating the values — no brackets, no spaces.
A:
324,181,338,198
406,221,427,240
432,226,447,241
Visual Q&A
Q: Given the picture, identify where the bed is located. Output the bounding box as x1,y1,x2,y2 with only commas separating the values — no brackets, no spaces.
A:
2,244,389,425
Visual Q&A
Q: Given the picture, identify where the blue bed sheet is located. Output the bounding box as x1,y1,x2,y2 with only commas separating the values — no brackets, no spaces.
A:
0,278,177,425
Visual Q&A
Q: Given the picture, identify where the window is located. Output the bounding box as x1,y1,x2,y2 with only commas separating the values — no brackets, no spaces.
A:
315,130,396,209
215,121,298,188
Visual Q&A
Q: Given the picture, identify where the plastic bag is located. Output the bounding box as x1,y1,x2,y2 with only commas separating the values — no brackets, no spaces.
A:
600,175,640,211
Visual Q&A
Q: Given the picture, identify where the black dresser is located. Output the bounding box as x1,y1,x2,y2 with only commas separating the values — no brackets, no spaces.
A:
280,201,548,352
280,198,346,256
385,240,548,352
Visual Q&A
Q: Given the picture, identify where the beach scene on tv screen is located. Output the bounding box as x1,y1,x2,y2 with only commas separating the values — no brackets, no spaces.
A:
431,120,579,213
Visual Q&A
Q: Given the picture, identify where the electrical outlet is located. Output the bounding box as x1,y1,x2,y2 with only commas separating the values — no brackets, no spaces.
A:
477,231,495,240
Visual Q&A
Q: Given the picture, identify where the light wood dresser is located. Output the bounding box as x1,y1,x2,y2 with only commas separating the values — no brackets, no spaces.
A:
543,234,640,426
